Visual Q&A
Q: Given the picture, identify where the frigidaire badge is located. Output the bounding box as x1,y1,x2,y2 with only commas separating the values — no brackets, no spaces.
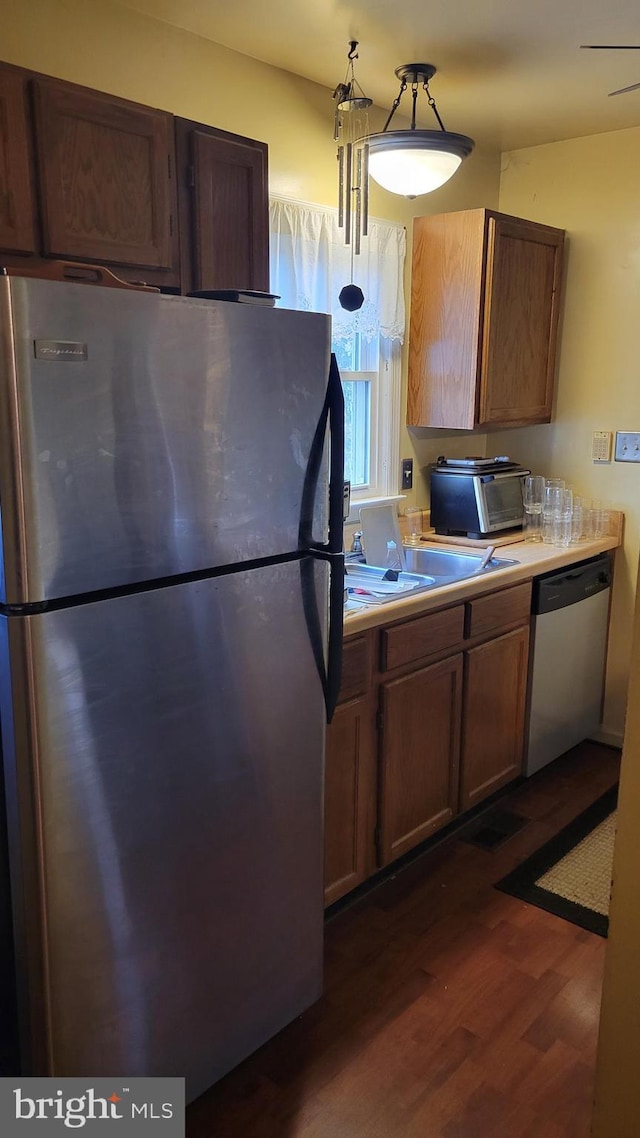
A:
34,340,88,361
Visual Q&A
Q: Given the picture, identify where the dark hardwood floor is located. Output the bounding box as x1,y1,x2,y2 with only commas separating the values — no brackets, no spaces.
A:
188,741,620,1138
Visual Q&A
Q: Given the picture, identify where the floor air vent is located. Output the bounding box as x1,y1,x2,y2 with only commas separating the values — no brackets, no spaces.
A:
462,808,530,851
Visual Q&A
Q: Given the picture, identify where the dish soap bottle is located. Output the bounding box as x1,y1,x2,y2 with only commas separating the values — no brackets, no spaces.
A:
383,540,402,581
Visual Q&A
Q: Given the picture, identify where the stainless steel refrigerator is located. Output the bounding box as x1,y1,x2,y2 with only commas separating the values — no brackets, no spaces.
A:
0,273,344,1097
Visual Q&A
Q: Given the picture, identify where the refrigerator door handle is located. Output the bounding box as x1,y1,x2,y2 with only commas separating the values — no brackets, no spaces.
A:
299,353,344,722
299,551,344,724
327,352,345,557
299,353,345,556
322,354,345,720
325,551,344,723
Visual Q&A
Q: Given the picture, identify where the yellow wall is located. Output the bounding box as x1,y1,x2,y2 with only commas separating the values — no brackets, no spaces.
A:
0,0,501,512
492,128,640,741
1,0,499,221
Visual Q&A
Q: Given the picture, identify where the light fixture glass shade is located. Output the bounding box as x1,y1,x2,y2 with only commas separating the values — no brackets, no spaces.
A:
367,130,475,198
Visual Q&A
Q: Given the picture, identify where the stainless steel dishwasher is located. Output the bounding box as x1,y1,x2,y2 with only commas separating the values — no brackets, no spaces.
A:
526,553,612,775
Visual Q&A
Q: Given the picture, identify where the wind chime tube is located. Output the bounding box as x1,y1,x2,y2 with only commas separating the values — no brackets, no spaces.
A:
337,145,345,227
345,142,352,245
362,142,369,237
355,147,362,255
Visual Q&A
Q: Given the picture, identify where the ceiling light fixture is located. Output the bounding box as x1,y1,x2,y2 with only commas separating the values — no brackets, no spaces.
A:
367,63,475,199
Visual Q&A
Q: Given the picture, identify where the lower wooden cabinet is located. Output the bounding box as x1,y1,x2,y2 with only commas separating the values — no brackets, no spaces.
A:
378,654,462,865
325,582,532,903
323,633,375,906
460,624,530,811
324,696,375,906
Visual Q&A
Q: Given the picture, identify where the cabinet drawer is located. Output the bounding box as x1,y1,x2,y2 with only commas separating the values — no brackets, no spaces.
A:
339,635,370,703
466,582,531,640
381,605,465,672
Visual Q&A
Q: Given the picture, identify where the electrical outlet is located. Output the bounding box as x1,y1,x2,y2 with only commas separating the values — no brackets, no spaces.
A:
401,458,413,490
592,431,612,463
614,432,640,463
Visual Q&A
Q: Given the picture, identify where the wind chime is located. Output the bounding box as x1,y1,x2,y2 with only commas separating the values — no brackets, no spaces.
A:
333,41,372,311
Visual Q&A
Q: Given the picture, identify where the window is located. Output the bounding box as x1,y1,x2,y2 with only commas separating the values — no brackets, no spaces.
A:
269,197,405,506
333,333,402,502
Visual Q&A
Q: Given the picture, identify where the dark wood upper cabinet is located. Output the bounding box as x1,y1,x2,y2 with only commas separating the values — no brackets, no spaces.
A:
0,65,37,255
31,78,178,278
0,60,269,293
176,118,269,293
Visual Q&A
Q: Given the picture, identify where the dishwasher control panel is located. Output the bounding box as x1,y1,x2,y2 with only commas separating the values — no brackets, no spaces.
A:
532,553,612,616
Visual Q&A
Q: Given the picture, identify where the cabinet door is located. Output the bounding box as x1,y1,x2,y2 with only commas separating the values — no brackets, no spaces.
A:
379,654,463,866
479,215,564,426
176,119,269,293
460,625,529,811
32,79,178,274
407,209,485,430
0,65,37,255
324,697,375,906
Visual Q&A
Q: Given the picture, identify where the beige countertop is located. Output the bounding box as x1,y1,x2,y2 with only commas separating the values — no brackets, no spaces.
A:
343,536,619,635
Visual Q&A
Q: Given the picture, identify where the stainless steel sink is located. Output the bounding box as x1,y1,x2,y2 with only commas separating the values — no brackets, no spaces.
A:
345,544,519,608
401,545,518,583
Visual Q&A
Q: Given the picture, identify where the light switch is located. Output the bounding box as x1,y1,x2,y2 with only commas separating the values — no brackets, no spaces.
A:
614,432,640,463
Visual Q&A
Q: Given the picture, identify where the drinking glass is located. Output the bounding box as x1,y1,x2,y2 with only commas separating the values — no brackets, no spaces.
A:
542,484,560,543
405,507,423,546
522,475,544,542
570,497,585,544
557,488,574,546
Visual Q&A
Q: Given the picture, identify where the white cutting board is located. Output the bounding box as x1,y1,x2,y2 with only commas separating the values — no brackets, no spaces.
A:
359,504,405,570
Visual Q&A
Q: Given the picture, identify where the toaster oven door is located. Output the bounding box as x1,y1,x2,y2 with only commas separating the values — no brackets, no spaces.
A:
477,473,526,532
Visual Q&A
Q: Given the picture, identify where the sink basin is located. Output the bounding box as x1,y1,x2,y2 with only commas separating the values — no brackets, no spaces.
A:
401,544,518,583
345,545,519,608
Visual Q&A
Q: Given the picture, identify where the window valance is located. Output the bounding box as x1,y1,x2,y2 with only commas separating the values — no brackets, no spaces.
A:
269,196,406,344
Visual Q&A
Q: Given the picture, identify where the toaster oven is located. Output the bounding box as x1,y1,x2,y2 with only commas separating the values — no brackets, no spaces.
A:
430,456,530,539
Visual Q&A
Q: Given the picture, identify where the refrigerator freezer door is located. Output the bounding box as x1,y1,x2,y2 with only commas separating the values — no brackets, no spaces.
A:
0,559,327,1093
0,277,331,603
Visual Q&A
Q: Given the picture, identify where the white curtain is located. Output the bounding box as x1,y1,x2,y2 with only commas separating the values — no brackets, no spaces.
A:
269,197,406,347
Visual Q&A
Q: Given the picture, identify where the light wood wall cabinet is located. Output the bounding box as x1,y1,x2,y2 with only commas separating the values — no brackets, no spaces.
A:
408,209,565,429
0,60,269,294
324,633,376,906
326,580,533,904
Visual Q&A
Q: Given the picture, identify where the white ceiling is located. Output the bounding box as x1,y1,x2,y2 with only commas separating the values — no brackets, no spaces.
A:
116,0,640,151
